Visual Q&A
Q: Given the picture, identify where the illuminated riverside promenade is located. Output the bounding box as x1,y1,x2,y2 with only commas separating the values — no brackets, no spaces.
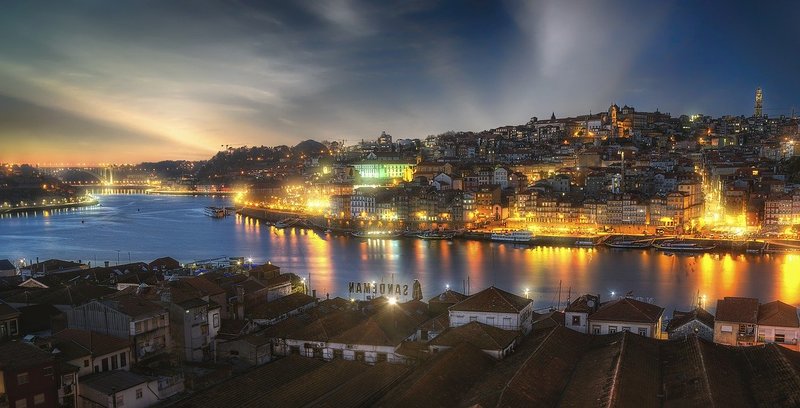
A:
1,194,799,312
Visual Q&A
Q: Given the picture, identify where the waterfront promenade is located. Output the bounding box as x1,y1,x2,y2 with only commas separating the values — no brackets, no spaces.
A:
0,196,98,215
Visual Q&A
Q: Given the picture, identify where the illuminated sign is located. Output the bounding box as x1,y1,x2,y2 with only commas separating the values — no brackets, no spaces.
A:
348,281,408,296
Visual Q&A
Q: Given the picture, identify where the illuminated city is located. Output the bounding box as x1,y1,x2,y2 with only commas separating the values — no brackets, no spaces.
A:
1,2,800,407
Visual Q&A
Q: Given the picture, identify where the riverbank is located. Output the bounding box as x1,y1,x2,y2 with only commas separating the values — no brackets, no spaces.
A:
147,190,239,196
0,197,99,215
237,206,800,254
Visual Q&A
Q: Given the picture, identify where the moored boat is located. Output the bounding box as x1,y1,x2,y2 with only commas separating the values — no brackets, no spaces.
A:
574,239,597,246
351,230,403,239
416,231,455,240
653,240,716,252
204,206,226,218
490,230,533,243
604,238,653,249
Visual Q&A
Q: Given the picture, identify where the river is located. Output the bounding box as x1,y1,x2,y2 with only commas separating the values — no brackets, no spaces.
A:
1,194,798,313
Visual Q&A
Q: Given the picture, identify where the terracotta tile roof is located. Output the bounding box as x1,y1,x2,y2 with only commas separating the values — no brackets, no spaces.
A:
0,301,19,319
418,313,449,332
381,342,495,408
245,293,315,320
185,276,226,296
565,293,600,313
172,354,324,407
758,300,800,328
589,297,664,324
430,321,520,351
53,328,130,357
716,297,759,323
80,370,149,394
449,286,531,314
532,310,563,329
101,294,164,318
427,289,467,304
666,307,715,332
331,303,426,346
0,341,54,370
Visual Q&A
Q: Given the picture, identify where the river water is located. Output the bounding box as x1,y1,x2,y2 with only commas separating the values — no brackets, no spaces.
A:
1,194,798,313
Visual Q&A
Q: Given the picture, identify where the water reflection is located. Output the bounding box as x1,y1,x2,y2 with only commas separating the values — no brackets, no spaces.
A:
0,194,798,312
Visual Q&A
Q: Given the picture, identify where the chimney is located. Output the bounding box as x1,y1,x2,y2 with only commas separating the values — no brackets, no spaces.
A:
104,261,110,268
312,289,316,299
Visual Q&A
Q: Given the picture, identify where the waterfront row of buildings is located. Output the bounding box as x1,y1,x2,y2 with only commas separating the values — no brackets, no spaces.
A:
0,256,799,407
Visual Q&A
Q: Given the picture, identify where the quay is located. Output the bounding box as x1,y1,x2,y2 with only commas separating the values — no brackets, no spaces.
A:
237,206,800,254
0,197,99,215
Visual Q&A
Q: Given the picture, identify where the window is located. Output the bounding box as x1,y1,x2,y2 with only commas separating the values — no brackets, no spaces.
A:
572,315,581,325
136,389,143,399
622,327,631,332
120,352,127,367
111,355,118,370
17,372,28,385
43,366,53,376
84,359,90,368
33,394,44,405
721,325,733,333
102,358,109,371
592,325,601,335
115,394,124,407
638,328,647,336
775,333,786,343
486,316,495,325
213,313,220,328
10,320,17,335
503,317,512,327
15,399,26,408
608,326,618,334
469,316,478,322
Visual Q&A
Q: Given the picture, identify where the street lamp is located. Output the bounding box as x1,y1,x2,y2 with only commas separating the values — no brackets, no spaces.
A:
524,288,530,299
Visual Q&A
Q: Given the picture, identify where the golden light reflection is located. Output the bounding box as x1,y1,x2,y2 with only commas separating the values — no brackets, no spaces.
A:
780,254,800,304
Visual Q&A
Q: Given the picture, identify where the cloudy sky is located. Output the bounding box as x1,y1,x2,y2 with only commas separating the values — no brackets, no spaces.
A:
0,0,798,164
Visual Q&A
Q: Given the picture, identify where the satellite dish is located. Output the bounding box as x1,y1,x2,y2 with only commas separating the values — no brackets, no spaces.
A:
587,300,595,307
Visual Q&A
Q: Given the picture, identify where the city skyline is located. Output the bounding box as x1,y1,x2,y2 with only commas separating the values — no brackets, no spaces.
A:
1,1,799,164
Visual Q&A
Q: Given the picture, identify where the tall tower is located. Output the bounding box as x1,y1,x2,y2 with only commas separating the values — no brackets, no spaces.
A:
754,87,763,118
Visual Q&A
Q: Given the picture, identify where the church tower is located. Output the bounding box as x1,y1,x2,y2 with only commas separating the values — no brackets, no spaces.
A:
754,87,763,118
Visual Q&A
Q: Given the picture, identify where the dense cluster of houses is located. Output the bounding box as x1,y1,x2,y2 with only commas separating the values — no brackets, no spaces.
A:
0,255,799,407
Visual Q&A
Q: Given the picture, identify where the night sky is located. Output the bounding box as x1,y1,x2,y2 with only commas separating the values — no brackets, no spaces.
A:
0,0,798,163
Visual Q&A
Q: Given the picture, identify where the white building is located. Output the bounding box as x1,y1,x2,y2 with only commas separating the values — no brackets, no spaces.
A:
564,294,600,333
448,286,534,335
587,297,664,338
79,370,183,408
757,300,800,350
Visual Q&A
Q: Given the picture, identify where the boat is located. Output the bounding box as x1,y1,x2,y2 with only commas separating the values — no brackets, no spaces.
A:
324,229,333,234
653,240,716,252
275,217,301,228
490,230,533,243
416,231,455,240
204,207,226,218
351,230,403,239
574,239,596,246
604,238,653,249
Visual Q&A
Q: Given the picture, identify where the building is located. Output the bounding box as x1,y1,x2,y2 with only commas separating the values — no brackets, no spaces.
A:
757,300,800,350
68,294,172,362
0,259,16,277
665,307,715,341
51,328,132,376
0,301,20,340
448,286,534,334
714,297,759,346
428,321,520,359
587,297,664,338
78,370,183,408
0,341,60,408
564,294,600,333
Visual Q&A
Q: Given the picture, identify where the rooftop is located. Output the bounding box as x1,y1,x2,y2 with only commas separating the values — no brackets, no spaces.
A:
589,297,664,324
449,286,531,314
716,297,760,323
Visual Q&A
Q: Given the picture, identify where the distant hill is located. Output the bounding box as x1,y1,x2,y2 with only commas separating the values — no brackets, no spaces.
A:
293,140,328,156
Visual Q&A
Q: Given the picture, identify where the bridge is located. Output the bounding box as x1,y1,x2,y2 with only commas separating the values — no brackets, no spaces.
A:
38,166,115,185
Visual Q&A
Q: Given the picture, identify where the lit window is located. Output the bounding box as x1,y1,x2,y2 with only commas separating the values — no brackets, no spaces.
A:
33,394,44,405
